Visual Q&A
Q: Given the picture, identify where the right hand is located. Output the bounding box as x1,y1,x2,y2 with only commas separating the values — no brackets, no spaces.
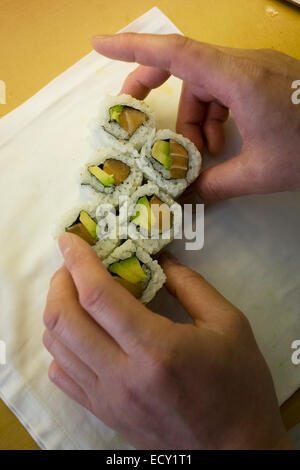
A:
92,33,300,202
43,235,291,449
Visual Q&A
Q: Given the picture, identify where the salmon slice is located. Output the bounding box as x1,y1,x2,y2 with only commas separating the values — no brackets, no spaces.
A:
102,159,130,186
149,195,173,232
118,108,148,136
66,223,96,246
169,139,189,179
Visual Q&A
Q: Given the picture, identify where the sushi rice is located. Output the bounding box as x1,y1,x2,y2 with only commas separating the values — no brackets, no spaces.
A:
103,240,166,304
54,201,120,261
54,95,201,303
79,147,143,207
89,94,156,152
137,129,202,198
123,182,181,255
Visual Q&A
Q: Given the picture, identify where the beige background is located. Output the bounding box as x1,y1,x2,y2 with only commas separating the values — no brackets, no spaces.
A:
0,0,299,450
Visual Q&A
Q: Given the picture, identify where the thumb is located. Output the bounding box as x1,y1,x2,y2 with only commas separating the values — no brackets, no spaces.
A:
159,252,242,328
194,150,258,202
58,233,157,352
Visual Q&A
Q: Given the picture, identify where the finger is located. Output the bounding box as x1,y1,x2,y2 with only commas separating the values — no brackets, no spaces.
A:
92,33,238,106
44,265,123,374
176,83,206,152
203,102,229,155
48,360,91,410
194,150,257,202
120,65,170,99
159,252,242,328
58,234,162,353
44,330,98,396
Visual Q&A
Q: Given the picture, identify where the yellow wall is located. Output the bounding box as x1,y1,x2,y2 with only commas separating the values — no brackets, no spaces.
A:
0,0,299,118
0,0,299,450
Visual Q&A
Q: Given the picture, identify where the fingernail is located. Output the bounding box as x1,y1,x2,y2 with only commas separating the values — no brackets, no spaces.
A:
159,251,180,268
58,233,74,257
92,34,112,41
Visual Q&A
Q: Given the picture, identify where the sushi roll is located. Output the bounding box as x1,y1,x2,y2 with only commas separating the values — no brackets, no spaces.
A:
54,202,119,261
80,147,143,207
103,240,166,304
137,129,202,198
122,182,181,255
89,94,156,151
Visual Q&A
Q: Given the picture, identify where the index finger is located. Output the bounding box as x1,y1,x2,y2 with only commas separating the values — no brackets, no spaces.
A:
92,33,234,106
44,266,123,374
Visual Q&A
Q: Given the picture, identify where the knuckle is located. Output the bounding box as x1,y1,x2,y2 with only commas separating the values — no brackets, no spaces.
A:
168,265,207,297
169,35,192,67
225,307,252,341
148,343,179,385
150,352,178,387
50,269,60,286
234,310,251,333
198,173,226,202
122,381,140,407
179,266,204,283
43,300,63,331
240,60,272,93
84,373,100,400
253,64,272,85
79,283,108,314
242,152,267,187
50,266,67,287
48,362,60,384
171,34,191,50
124,70,136,88
42,330,55,351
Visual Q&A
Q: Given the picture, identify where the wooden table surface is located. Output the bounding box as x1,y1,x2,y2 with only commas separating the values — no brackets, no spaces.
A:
0,0,299,450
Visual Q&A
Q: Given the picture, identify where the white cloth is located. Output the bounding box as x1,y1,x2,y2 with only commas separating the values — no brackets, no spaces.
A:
0,7,299,450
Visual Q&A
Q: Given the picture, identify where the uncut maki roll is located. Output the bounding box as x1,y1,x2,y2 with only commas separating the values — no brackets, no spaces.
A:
80,147,143,207
90,94,156,151
103,240,166,304
123,182,181,255
138,129,202,198
55,203,119,261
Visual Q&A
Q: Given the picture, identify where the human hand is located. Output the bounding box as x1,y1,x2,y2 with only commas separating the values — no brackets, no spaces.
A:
43,234,291,449
92,33,300,202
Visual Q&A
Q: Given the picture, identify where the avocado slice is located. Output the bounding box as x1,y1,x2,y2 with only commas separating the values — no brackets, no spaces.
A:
109,105,124,123
151,140,171,170
131,196,154,231
88,165,115,187
109,256,147,284
79,211,98,240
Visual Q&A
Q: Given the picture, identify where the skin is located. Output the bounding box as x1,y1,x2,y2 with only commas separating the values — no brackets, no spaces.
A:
92,33,300,202
43,235,291,450
42,33,300,449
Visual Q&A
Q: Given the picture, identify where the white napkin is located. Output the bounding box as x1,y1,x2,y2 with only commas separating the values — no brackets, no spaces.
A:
0,7,299,450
